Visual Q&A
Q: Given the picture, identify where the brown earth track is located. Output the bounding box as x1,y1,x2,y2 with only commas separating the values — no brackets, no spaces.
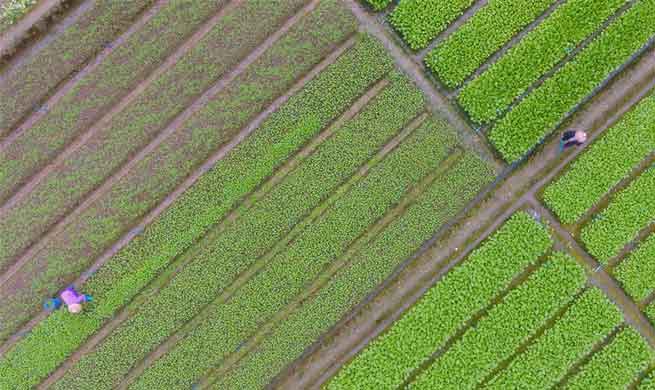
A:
27,36,358,387
203,144,464,389
0,0,317,291
0,0,236,215
452,0,565,95
118,101,424,390
414,0,488,59
0,3,351,359
274,31,655,390
0,0,169,156
344,0,502,173
0,0,66,57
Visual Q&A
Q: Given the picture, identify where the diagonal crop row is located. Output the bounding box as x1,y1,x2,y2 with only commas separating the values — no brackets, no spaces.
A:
0,0,38,28
327,211,553,390
581,166,655,263
0,33,392,390
388,0,476,50
563,326,654,389
0,0,153,139
0,0,252,272
0,0,358,344
425,0,556,89
408,252,586,389
458,0,625,124
488,0,655,162
128,116,460,389
543,94,655,224
209,150,496,390
486,288,623,389
50,71,425,390
614,233,655,302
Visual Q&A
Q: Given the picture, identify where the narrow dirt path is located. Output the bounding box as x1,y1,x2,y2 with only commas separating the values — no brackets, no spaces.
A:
0,31,355,362
275,39,655,390
530,199,655,349
0,0,65,57
343,0,502,172
0,0,317,293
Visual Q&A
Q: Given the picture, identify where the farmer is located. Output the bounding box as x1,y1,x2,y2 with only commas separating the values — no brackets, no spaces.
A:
559,130,587,152
44,286,92,314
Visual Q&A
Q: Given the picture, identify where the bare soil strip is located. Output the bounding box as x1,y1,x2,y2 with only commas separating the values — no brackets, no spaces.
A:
0,0,168,156
276,38,655,390
343,0,502,172
0,0,317,292
0,0,65,57
453,0,565,94
414,0,489,59
118,98,422,390
27,36,355,386
0,0,235,214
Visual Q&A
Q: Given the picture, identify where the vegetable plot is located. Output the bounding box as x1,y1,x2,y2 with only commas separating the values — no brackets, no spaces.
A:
328,212,552,389
543,94,655,224
0,33,392,390
409,253,585,389
489,0,655,162
425,0,556,88
581,166,655,263
486,288,623,389
614,233,655,302
458,0,625,124
388,0,475,50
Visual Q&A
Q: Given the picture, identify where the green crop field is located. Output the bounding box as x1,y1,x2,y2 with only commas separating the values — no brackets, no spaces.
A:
0,0,653,388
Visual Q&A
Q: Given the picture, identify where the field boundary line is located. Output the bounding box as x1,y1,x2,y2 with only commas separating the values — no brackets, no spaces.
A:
343,0,503,172
20,33,356,386
0,0,238,213
0,0,320,292
117,106,425,389
276,43,655,387
0,0,169,152
202,146,464,389
0,0,66,57
452,0,565,95
529,199,655,348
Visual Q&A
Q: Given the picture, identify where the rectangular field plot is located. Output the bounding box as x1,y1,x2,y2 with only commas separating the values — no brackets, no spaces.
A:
0,2,497,385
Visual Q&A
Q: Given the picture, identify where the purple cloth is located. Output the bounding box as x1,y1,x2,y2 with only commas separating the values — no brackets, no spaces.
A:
59,287,86,306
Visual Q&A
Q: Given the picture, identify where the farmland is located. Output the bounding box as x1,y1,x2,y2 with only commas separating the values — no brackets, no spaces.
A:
1,0,654,389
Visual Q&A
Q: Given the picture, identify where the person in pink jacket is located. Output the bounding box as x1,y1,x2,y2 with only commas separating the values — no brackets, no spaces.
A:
44,286,92,314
